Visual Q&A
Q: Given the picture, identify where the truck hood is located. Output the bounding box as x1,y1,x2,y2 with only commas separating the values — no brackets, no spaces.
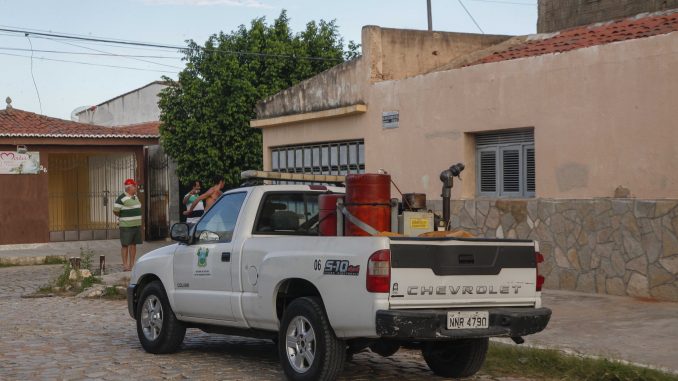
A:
130,243,178,282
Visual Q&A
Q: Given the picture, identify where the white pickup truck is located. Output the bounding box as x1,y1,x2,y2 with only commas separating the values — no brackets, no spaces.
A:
128,184,551,380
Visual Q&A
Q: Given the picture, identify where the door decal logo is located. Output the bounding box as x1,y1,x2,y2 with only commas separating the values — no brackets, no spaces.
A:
193,247,211,277
197,248,209,267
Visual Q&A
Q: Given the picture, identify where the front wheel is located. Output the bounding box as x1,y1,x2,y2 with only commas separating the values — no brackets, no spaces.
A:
278,297,346,381
135,281,186,354
422,338,489,378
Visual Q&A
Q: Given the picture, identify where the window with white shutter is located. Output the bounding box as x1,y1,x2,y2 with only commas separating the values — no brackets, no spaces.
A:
476,130,535,197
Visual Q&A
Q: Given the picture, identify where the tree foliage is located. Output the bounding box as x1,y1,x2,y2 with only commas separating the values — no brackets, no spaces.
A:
159,11,358,187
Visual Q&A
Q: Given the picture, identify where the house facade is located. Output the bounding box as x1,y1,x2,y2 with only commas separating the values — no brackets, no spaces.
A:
0,102,158,245
76,81,180,240
251,13,678,300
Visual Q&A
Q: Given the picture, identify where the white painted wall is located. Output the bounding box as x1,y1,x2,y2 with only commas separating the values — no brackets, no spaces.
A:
77,82,167,126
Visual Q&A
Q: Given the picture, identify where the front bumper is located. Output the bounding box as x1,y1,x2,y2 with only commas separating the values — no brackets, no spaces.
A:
127,284,136,319
376,307,551,340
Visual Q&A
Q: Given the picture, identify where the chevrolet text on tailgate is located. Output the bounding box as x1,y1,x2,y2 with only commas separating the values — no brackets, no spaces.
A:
128,167,551,381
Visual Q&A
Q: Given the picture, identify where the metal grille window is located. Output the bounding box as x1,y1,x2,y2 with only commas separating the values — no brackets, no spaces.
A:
271,140,365,177
476,129,535,197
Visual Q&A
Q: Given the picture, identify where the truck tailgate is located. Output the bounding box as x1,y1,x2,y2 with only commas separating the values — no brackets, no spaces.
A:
388,238,538,309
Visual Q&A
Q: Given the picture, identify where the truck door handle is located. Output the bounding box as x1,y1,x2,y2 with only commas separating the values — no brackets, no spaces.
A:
459,254,475,265
221,252,231,262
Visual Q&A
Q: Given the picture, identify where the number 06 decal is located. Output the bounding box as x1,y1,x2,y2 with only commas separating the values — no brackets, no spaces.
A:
313,259,322,271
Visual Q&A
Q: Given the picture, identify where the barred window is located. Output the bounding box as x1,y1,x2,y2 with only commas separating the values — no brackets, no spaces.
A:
271,140,365,177
476,129,535,198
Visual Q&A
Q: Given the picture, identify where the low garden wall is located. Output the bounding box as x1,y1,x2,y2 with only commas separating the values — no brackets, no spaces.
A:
433,198,678,301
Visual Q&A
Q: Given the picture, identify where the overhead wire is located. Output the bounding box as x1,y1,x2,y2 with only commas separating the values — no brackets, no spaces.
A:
42,36,183,69
0,27,345,62
0,47,182,59
469,0,536,6
0,51,180,74
25,34,43,114
457,0,485,34
0,31,182,53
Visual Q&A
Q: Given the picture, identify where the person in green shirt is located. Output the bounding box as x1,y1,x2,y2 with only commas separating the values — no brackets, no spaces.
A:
183,180,204,225
113,178,142,271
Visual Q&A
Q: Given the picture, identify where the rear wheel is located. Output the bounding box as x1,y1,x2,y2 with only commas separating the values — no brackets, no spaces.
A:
278,297,346,381
422,338,488,378
135,281,186,354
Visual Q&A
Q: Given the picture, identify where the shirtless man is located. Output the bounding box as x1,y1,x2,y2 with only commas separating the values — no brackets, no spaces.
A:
184,175,225,216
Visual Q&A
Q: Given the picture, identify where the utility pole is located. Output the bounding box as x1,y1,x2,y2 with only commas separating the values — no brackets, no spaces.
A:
427,0,433,31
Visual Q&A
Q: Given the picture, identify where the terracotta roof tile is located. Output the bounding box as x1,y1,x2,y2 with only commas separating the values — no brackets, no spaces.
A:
0,108,160,139
470,10,678,66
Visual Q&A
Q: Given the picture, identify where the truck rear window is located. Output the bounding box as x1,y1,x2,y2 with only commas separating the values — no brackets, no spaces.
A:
253,192,320,235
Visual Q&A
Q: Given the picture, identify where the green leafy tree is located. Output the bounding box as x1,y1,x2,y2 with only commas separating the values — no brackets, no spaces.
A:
159,11,358,187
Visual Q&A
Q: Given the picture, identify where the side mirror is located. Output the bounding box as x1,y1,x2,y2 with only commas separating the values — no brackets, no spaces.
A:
170,223,191,243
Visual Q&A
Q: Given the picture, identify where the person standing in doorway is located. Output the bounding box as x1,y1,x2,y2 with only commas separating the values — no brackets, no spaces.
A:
113,178,142,272
183,180,204,225
184,175,224,216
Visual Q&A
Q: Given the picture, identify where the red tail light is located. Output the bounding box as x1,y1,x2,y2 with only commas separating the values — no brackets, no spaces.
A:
367,249,391,293
535,251,545,291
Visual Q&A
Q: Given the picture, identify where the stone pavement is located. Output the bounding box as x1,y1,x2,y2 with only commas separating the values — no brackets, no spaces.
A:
528,290,678,372
1,265,676,380
0,239,171,267
0,265,529,381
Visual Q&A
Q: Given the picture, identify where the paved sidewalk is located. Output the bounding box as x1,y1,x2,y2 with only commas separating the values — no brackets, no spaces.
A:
512,289,678,373
0,239,172,267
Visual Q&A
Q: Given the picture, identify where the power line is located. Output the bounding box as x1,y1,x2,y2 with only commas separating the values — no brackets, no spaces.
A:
0,31,182,53
469,0,536,6
25,34,43,114
0,27,345,62
0,51,180,74
0,47,182,59
457,0,485,34
43,36,183,70
0,27,184,50
0,24,175,47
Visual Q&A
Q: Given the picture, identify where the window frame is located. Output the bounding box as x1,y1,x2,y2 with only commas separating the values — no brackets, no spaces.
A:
193,191,248,244
251,191,324,236
270,140,365,180
475,130,535,198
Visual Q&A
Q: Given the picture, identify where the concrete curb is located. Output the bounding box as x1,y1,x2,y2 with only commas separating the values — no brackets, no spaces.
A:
0,255,67,266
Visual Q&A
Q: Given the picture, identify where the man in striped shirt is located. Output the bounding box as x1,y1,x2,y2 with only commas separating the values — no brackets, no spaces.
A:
113,179,142,271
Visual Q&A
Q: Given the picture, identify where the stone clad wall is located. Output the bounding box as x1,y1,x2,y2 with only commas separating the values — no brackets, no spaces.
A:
442,199,678,301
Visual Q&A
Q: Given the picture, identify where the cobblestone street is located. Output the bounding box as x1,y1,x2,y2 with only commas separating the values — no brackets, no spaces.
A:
0,265,529,381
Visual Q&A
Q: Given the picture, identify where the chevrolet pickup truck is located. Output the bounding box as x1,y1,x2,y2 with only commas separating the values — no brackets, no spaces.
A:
128,184,551,380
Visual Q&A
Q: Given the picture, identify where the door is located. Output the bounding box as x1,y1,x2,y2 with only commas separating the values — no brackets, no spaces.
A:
145,147,171,240
172,192,247,321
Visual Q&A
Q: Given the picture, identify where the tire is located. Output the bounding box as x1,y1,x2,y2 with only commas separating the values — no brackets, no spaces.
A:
135,281,186,354
422,338,489,378
278,297,346,381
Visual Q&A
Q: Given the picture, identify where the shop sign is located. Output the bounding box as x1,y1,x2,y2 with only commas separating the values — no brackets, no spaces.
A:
0,151,42,174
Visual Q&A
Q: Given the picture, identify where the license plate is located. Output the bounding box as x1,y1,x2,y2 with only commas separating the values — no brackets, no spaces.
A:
447,311,489,330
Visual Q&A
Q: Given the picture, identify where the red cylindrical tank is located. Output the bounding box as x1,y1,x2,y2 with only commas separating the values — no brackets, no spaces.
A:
345,174,391,236
318,193,344,236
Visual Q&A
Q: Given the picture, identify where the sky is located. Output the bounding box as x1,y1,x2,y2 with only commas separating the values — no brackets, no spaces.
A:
0,0,537,120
